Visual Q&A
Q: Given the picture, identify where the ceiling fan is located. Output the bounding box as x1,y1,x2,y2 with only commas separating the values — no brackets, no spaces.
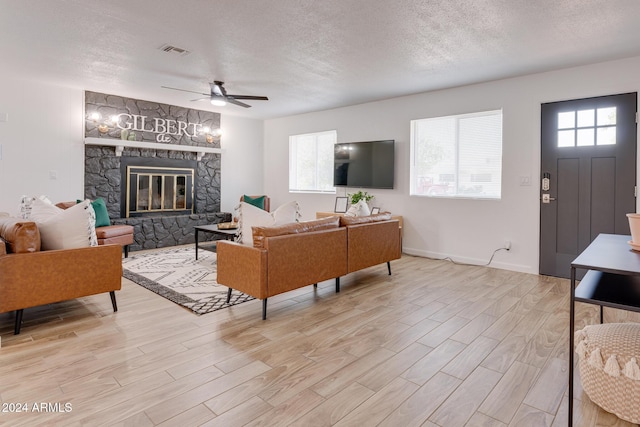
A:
162,81,268,108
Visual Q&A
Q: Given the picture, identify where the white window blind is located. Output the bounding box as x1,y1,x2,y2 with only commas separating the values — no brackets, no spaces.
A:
289,130,336,193
410,109,503,199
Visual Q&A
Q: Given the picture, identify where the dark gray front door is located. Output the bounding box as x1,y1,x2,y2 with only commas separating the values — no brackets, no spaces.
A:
540,93,637,278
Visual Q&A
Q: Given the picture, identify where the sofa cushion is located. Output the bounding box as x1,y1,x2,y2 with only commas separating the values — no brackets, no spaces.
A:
339,212,392,226
31,198,98,250
95,224,133,239
237,200,300,245
252,216,340,248
0,216,41,253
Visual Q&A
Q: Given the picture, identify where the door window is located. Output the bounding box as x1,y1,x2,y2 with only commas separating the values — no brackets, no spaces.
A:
557,107,617,147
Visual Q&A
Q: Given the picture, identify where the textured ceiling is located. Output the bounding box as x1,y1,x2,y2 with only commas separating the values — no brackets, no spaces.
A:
3,0,640,119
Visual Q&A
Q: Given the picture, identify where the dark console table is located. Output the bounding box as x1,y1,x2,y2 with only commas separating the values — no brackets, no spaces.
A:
568,233,640,425
194,224,237,260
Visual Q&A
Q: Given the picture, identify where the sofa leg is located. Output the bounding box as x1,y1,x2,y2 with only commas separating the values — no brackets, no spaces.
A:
14,309,23,335
226,288,232,303
110,291,118,312
313,283,318,289
262,299,268,320
335,277,340,293
124,245,129,258
387,261,391,275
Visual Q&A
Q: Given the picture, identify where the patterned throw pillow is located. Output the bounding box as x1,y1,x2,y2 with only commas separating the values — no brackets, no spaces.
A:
19,195,34,219
344,199,371,217
19,195,55,219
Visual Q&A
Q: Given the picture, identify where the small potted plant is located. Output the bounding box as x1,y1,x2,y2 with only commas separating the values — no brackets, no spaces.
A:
347,191,374,206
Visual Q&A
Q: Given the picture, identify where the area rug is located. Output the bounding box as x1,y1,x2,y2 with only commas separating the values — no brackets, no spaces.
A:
122,246,254,315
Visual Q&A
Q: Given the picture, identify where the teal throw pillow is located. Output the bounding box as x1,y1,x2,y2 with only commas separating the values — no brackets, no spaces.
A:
77,197,111,227
244,195,266,210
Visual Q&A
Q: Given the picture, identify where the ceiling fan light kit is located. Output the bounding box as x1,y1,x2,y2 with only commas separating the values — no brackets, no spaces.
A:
162,81,268,108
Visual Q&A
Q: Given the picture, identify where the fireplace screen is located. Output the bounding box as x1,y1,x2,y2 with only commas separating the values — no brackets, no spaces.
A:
126,165,194,217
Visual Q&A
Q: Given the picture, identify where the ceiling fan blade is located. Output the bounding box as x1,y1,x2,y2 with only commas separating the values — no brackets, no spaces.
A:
225,97,252,108
162,86,209,96
227,95,269,101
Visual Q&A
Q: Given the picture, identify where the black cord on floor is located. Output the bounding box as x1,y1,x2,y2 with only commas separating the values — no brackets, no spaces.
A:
426,247,509,267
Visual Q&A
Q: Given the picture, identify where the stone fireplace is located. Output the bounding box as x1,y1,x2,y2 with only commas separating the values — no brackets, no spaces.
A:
84,91,231,251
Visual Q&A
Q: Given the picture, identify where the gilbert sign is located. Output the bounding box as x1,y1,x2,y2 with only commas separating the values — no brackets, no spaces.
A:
112,113,208,143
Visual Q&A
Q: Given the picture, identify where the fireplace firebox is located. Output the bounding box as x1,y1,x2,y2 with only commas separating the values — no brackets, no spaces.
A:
120,157,197,218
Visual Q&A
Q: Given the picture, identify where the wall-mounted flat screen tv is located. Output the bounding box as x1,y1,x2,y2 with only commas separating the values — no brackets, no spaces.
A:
333,140,395,189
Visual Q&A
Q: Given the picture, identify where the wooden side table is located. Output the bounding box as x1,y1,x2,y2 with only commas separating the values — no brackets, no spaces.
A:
315,211,403,230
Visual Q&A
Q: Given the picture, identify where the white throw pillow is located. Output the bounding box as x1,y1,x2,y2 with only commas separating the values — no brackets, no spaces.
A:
236,200,300,245
344,200,371,217
28,197,61,219
30,198,98,250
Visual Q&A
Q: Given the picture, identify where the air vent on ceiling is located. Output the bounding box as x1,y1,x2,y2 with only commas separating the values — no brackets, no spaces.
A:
159,44,190,56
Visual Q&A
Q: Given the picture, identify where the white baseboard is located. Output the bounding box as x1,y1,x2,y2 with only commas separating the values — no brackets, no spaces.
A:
402,247,536,275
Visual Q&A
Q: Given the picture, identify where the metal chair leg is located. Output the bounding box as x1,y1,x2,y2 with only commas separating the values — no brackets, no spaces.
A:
110,291,118,312
14,309,23,335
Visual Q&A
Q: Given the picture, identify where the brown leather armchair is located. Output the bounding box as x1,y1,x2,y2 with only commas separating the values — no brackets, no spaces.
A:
0,216,122,334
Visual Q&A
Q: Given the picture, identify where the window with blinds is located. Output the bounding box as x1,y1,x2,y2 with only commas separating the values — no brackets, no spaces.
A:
410,109,503,199
289,130,337,193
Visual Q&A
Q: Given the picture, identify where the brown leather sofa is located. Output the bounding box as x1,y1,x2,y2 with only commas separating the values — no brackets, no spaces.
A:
339,214,402,274
0,216,122,334
217,213,401,319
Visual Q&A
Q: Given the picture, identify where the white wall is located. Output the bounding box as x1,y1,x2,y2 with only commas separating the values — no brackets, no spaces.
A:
264,55,640,274
0,74,264,219
0,78,85,214
219,115,264,214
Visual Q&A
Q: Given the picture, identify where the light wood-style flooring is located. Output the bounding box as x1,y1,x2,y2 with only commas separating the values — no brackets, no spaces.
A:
1,253,639,426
